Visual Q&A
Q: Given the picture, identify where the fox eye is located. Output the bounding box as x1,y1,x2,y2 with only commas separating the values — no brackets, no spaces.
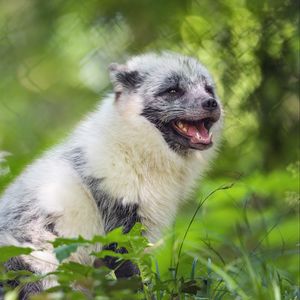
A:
156,84,184,98
165,86,184,96
168,88,179,94
205,84,214,96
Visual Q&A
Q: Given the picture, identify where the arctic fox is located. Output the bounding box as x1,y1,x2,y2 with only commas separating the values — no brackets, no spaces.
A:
0,52,222,298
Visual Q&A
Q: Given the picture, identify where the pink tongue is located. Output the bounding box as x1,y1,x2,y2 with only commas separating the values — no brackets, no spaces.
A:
187,122,211,144
198,122,210,138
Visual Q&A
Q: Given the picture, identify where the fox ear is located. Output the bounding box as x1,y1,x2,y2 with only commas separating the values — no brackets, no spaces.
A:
109,63,144,93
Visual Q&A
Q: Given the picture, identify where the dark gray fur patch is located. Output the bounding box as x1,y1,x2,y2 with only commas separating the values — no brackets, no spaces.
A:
85,176,140,234
4,257,43,300
155,72,186,97
44,214,59,236
204,83,215,97
0,202,58,245
141,106,189,154
102,243,140,277
115,71,144,90
64,148,141,234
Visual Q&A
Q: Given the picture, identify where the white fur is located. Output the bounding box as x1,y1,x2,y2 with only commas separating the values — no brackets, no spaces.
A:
63,94,221,241
0,54,222,285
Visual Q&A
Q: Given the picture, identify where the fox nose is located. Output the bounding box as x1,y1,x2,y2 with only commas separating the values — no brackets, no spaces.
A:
202,98,218,111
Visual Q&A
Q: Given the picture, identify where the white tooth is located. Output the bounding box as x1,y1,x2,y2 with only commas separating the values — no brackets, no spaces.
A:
209,132,213,138
182,126,188,132
178,122,183,129
196,132,201,140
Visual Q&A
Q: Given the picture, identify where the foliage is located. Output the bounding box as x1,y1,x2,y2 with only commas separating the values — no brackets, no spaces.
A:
0,180,299,299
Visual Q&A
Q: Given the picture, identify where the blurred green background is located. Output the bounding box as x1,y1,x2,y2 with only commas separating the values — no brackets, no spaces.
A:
0,0,299,295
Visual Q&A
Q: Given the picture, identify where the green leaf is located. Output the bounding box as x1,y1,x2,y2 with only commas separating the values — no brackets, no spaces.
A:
54,243,83,263
191,257,198,280
0,246,32,262
57,261,94,275
0,270,33,281
51,235,89,248
3,290,18,300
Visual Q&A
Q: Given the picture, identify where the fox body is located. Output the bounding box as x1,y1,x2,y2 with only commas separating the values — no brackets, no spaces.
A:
0,52,222,298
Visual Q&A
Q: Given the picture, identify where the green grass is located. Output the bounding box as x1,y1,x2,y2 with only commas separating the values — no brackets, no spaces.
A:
0,169,299,299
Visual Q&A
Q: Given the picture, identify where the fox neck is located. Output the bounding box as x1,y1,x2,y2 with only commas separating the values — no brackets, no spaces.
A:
69,95,213,240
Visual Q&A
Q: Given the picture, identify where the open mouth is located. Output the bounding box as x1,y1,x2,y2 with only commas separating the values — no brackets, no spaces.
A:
172,118,215,147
